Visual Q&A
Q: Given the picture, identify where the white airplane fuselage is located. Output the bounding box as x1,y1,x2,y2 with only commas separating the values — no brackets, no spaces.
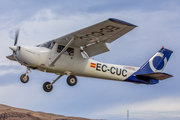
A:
14,45,139,82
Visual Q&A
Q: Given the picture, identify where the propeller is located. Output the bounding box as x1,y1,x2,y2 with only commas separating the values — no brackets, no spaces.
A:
7,29,20,69
9,29,20,52
14,29,19,46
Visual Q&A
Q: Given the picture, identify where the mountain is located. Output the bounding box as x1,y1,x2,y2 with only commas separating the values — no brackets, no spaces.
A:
0,104,97,120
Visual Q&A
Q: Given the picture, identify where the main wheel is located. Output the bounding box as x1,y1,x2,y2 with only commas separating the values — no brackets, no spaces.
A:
67,75,77,86
43,82,53,92
20,74,29,83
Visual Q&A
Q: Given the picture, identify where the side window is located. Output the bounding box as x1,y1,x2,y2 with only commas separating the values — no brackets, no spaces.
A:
66,47,74,56
57,45,74,56
57,45,64,53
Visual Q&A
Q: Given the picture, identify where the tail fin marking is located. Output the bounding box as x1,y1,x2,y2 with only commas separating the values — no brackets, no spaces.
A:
136,47,173,75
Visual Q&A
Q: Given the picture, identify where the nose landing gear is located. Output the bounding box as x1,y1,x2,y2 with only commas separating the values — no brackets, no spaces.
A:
20,68,31,83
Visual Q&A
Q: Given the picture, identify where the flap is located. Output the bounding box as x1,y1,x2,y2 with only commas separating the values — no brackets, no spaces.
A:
137,73,173,80
54,18,137,49
83,42,109,57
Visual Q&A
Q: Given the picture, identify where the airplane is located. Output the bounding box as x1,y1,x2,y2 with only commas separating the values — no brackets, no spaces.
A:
7,18,173,92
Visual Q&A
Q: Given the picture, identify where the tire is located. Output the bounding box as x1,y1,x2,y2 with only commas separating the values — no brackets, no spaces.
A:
67,75,77,86
20,74,29,83
43,82,53,92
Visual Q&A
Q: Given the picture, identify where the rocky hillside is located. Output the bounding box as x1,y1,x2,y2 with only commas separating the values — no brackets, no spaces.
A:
0,104,95,120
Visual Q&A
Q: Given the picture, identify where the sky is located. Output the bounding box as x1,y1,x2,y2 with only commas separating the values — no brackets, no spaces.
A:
0,0,180,120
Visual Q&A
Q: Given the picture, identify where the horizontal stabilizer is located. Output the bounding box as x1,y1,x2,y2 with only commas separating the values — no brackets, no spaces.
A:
137,73,173,80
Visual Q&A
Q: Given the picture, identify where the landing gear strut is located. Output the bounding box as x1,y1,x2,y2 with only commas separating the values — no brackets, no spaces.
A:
43,74,63,92
20,68,31,83
43,74,78,92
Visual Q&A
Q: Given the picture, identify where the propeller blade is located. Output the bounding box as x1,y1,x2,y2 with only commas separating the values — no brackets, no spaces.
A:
14,29,19,46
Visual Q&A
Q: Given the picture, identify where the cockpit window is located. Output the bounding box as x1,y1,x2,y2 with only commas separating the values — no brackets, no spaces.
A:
39,40,55,49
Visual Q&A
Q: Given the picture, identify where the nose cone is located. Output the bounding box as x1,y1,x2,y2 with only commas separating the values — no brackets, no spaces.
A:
9,46,17,52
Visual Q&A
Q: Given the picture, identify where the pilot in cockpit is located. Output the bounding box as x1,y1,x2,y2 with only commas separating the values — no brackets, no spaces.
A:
57,45,64,53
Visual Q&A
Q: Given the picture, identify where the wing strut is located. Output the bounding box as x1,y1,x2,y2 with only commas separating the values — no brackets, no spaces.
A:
49,37,75,67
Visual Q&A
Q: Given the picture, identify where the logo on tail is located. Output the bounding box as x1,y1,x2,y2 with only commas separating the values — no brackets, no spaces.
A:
149,52,167,72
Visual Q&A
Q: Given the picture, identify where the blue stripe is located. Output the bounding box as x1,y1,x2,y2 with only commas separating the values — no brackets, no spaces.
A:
125,74,159,85
109,18,137,27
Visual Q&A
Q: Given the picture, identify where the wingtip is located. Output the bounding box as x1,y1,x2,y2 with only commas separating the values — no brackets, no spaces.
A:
109,18,138,27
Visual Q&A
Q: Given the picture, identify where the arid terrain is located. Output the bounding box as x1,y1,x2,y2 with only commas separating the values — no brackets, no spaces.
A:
0,104,97,120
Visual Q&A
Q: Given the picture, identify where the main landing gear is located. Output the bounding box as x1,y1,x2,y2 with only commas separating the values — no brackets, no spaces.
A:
67,75,77,86
43,74,77,92
20,68,78,92
20,68,31,83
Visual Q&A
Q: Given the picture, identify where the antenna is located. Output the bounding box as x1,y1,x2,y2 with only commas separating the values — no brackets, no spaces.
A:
127,109,129,120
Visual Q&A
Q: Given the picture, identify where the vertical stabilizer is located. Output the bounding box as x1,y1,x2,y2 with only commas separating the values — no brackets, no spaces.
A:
136,47,173,75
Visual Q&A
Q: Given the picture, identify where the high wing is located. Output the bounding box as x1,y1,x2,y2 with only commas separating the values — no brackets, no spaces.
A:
55,18,137,57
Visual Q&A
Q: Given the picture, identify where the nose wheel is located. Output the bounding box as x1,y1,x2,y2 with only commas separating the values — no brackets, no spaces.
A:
20,68,31,83
20,74,29,83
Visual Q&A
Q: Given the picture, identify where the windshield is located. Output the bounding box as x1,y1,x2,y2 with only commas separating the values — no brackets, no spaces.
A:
39,40,55,49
